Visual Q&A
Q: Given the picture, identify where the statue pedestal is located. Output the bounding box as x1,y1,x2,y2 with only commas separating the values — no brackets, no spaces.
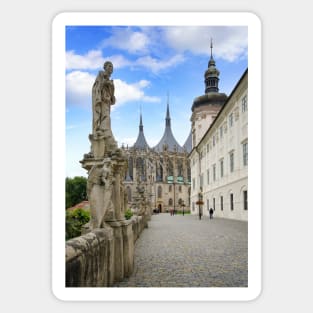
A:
106,219,134,281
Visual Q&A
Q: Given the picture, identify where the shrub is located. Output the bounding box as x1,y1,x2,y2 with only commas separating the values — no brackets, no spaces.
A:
66,208,90,240
125,208,133,220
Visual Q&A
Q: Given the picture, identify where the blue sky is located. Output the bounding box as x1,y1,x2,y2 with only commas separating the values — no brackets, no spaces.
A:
66,26,248,178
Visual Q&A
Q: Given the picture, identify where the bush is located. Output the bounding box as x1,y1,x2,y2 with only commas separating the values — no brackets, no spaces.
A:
125,208,133,220
66,208,90,240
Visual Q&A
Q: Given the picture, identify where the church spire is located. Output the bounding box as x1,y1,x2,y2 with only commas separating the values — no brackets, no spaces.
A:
139,104,143,131
166,92,171,127
153,94,183,153
204,38,220,93
133,108,149,150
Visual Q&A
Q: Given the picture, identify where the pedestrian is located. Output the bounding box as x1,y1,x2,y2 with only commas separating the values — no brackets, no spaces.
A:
209,208,214,219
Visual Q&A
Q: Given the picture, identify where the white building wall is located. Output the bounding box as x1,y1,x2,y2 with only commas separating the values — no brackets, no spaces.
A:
190,71,248,221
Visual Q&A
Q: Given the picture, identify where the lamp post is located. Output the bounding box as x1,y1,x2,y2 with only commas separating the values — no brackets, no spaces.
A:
196,187,204,220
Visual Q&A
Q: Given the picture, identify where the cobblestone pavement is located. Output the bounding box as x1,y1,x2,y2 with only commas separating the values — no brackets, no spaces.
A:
114,213,248,287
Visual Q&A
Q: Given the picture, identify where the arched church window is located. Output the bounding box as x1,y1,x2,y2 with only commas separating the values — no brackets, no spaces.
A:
168,159,174,176
157,186,162,198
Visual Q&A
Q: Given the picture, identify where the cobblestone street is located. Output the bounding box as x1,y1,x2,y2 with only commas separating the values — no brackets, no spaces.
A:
114,213,248,287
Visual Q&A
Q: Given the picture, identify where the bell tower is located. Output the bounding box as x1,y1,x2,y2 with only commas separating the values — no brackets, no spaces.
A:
204,39,220,93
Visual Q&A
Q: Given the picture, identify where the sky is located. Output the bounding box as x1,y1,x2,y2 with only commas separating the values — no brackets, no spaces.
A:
66,26,248,178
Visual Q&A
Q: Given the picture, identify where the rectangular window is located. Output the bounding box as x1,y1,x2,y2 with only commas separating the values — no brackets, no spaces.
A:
242,95,248,112
207,143,210,152
207,199,209,211
213,135,215,146
220,126,223,138
207,169,210,184
230,151,234,172
244,190,248,210
230,193,234,211
213,198,215,210
200,174,203,188
192,178,195,190
243,142,248,166
229,113,233,127
220,159,224,177
213,164,216,181
220,196,223,211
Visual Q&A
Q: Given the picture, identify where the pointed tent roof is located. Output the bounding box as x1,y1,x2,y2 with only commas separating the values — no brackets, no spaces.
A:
153,96,183,153
132,112,150,150
182,130,192,153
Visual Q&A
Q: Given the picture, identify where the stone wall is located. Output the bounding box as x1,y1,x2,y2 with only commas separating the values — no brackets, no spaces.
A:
66,215,147,287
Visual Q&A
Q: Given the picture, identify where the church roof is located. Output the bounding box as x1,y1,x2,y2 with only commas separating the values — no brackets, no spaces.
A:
182,130,192,153
132,113,150,150
153,100,183,153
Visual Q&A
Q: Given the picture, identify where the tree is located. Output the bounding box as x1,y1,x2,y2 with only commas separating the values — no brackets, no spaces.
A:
66,176,87,209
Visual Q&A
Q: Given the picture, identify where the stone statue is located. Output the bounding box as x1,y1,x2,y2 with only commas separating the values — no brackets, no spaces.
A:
92,61,116,137
86,162,113,228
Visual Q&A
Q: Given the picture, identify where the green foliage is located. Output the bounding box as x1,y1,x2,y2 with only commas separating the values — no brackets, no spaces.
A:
124,208,133,220
66,176,87,209
66,208,90,240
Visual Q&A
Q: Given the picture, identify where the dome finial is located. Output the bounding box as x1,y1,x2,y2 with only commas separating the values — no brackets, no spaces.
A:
210,38,213,58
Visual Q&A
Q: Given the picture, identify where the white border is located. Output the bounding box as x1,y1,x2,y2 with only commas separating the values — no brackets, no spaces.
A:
52,12,261,301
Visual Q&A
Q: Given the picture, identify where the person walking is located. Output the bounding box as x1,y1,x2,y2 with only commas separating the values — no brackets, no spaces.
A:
209,208,214,219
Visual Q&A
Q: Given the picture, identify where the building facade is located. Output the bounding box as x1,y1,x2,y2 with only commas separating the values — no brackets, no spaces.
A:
123,99,192,213
189,46,248,221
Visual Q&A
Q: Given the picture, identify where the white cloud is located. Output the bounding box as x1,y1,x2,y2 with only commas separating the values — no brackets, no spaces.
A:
114,79,160,106
135,54,185,74
66,50,105,70
101,28,150,54
163,26,247,62
66,49,184,73
66,71,160,107
66,71,94,106
66,50,130,70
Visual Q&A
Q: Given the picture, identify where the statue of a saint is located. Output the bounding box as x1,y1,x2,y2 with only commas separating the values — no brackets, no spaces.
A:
92,61,116,135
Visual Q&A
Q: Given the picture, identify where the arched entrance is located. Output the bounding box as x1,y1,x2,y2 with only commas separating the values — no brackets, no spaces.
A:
158,204,162,213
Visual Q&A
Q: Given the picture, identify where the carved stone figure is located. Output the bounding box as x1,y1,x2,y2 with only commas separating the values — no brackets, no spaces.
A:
92,61,115,134
86,162,113,228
